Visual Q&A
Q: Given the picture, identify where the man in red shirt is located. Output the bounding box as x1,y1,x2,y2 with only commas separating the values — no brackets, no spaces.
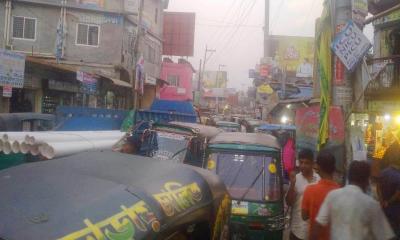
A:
302,150,340,240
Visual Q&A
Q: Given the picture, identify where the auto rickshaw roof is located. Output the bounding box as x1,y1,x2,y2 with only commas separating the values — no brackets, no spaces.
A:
216,121,240,127
258,124,296,131
169,121,223,138
209,132,280,150
0,151,227,240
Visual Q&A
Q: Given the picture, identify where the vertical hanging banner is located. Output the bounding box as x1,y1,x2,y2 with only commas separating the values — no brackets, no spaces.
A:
317,0,333,149
334,24,346,86
77,71,97,94
331,20,372,72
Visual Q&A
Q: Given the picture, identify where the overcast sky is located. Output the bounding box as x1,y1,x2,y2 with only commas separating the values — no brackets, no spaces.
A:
167,0,374,90
167,0,325,90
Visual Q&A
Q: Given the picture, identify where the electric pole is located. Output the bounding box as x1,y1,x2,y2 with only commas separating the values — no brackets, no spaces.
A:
332,0,353,165
264,0,270,58
202,45,216,81
133,0,144,109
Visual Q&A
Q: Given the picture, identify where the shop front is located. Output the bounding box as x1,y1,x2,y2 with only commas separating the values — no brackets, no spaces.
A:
353,100,400,176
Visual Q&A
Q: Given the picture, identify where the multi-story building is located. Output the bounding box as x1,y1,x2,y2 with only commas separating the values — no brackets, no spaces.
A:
0,0,167,113
159,58,195,102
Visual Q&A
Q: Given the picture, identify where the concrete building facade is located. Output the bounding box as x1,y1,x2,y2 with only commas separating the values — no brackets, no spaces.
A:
0,0,167,113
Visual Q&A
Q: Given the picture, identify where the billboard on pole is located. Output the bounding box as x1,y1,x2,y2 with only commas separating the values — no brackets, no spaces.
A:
163,12,196,57
269,36,314,75
202,71,227,88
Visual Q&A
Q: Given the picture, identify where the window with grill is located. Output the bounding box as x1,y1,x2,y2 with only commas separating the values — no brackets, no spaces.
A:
76,23,99,46
167,75,180,87
12,16,36,40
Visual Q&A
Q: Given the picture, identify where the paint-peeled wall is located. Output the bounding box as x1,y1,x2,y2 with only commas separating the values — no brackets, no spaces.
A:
160,62,193,101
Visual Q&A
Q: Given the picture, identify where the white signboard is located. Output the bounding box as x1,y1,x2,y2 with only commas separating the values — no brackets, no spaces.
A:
145,74,157,85
177,88,186,94
124,0,139,14
0,49,25,88
3,85,12,97
331,20,372,71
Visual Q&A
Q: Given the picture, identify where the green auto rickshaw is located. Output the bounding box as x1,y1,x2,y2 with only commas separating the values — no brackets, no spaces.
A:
207,132,284,240
116,121,222,168
0,151,232,240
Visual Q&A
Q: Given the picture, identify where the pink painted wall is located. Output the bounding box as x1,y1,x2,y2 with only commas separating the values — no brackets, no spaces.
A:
160,62,194,101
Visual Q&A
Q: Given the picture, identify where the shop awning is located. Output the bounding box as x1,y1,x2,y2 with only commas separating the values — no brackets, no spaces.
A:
26,56,78,73
96,73,132,89
109,78,132,88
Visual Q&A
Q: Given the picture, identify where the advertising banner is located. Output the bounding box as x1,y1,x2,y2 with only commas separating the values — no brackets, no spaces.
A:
203,71,227,88
331,20,372,71
77,71,97,94
270,36,314,76
0,49,25,88
296,106,345,170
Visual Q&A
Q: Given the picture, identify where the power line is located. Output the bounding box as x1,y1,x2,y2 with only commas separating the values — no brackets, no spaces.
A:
270,0,285,34
211,0,259,61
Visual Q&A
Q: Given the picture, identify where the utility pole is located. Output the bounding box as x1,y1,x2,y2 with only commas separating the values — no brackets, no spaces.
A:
133,0,144,109
200,45,216,108
332,0,353,165
264,0,270,58
202,45,216,81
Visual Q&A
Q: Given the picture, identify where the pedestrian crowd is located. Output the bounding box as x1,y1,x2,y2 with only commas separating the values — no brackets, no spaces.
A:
286,148,400,240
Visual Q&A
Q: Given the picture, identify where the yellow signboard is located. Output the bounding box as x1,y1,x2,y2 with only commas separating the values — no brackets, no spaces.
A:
257,84,274,94
272,36,314,75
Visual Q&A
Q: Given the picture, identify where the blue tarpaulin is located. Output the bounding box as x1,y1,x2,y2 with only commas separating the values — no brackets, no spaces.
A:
150,99,196,115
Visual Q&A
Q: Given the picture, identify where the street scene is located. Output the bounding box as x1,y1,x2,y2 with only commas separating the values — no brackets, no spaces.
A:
0,0,400,239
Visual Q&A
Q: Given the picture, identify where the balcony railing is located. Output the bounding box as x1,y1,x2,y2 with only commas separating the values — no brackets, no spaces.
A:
365,56,400,99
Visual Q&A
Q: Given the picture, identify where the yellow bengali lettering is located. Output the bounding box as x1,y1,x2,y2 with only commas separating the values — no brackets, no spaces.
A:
153,182,203,217
58,201,157,240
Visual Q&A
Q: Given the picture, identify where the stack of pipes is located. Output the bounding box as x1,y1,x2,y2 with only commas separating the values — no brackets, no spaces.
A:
0,131,125,159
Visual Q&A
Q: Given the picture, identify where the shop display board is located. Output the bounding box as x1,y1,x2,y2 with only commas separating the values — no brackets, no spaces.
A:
295,106,346,171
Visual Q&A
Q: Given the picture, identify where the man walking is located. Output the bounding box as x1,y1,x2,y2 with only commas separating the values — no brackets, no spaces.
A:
379,165,400,238
302,151,340,240
286,149,320,240
311,161,395,240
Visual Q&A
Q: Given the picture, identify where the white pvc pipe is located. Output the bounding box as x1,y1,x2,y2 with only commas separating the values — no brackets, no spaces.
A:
30,144,40,156
2,132,31,141
41,139,117,159
3,141,12,154
11,140,20,153
20,142,31,154
26,131,124,145
0,139,3,152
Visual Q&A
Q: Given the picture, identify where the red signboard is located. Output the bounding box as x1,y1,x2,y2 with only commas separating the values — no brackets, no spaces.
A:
296,106,345,147
335,57,345,85
295,106,345,171
259,64,269,77
163,12,196,57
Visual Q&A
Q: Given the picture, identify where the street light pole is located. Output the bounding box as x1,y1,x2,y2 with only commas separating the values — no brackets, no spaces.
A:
201,45,216,87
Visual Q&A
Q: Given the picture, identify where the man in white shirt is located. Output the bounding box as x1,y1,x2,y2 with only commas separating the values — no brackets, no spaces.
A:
286,149,320,240
312,161,395,240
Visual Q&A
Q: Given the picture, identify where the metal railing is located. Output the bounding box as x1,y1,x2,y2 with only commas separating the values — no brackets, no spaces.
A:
365,57,400,97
